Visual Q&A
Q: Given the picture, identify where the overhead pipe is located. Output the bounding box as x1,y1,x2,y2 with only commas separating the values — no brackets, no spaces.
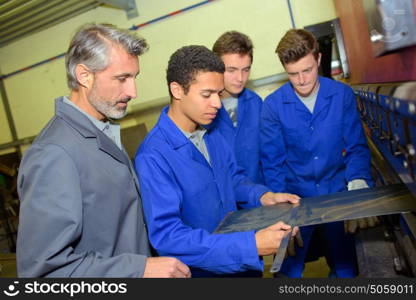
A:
286,0,296,28
129,0,214,30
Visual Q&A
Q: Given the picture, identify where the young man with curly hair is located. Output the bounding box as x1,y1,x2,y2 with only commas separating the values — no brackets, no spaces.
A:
134,45,300,277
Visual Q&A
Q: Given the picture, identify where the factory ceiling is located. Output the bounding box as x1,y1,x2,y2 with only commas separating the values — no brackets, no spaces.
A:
0,0,138,47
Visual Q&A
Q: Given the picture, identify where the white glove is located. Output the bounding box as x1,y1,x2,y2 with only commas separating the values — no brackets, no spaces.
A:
345,179,379,233
347,179,369,191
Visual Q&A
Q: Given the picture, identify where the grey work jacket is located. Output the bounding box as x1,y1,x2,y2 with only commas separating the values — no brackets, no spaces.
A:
17,97,150,277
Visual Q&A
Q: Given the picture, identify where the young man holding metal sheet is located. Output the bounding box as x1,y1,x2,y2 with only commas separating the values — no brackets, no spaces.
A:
135,45,300,277
260,29,375,278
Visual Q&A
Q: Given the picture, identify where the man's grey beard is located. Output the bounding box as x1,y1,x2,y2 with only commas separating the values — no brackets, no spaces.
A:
88,96,131,120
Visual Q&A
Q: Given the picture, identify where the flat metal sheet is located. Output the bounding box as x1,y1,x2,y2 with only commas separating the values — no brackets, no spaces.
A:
215,183,416,234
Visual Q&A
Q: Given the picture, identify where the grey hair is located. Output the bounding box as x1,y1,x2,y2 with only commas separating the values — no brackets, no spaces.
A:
65,23,148,90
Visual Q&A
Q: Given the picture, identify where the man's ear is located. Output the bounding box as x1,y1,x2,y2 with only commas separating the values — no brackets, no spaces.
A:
317,53,322,67
169,82,184,100
75,64,94,89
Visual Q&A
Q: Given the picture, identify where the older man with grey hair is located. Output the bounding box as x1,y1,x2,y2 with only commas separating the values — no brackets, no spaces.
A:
16,23,190,278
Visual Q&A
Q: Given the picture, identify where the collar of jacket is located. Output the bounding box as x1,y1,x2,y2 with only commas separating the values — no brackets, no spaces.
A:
215,87,250,128
158,106,212,150
236,88,250,127
54,96,130,166
238,88,250,102
282,76,338,104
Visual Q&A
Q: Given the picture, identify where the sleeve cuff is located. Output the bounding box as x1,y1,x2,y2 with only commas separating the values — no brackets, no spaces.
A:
239,231,263,272
252,185,270,206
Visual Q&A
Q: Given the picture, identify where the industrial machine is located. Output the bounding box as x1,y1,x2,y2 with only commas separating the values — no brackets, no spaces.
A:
353,82,416,277
363,0,416,57
348,0,416,277
306,0,416,276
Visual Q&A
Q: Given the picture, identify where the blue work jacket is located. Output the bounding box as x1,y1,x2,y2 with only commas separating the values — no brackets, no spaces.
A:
213,88,264,184
260,76,372,197
135,107,270,276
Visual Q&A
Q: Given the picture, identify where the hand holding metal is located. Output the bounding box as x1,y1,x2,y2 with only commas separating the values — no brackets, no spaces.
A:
270,228,292,273
270,204,299,273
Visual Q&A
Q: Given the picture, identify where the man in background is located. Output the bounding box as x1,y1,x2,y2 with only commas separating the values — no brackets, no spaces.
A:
212,31,264,183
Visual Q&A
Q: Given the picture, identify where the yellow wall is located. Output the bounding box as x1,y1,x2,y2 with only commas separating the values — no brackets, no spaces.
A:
132,0,293,107
291,0,336,28
0,0,337,150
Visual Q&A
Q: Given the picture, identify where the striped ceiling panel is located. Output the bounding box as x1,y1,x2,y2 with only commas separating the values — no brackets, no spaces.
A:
0,0,101,47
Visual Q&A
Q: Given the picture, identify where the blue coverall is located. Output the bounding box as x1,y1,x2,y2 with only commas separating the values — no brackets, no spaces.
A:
212,88,264,183
260,76,372,277
135,107,270,277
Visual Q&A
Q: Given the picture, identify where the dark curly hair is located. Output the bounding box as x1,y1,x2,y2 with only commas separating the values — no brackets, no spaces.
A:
166,45,225,97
